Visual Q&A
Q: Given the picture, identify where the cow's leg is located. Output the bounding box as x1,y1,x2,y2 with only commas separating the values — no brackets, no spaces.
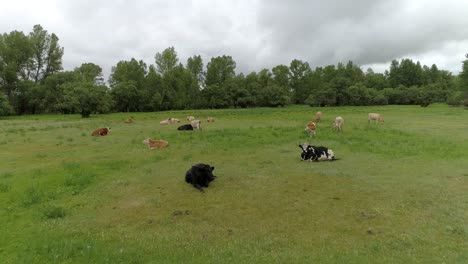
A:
193,184,205,192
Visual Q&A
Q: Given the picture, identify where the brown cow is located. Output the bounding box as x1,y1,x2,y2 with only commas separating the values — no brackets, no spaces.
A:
315,111,322,123
368,113,384,124
124,118,133,124
207,117,215,122
143,138,169,149
91,127,111,136
305,121,316,137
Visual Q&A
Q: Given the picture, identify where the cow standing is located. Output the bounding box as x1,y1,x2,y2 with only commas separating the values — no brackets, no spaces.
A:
368,113,384,124
191,120,202,130
334,116,344,132
315,111,322,123
305,121,317,137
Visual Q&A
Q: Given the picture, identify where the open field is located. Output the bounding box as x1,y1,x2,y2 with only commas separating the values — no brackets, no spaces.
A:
1,104,467,263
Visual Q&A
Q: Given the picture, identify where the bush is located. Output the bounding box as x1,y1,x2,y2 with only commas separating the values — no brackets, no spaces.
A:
446,91,463,106
306,86,337,107
0,92,14,116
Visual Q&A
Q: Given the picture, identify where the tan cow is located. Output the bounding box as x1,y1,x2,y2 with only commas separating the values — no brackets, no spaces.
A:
124,118,133,124
160,118,180,125
315,111,322,123
169,118,180,124
143,138,169,149
187,116,195,121
207,117,215,123
333,116,344,132
368,113,384,124
304,121,316,137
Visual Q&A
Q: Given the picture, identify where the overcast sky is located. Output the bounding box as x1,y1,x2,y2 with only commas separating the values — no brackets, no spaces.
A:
1,0,467,79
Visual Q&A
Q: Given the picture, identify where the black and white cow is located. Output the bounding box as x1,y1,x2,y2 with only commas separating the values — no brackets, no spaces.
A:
185,163,217,192
298,144,336,161
178,124,194,131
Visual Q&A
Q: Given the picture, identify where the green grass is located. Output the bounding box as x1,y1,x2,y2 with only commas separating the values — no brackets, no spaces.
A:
0,105,467,263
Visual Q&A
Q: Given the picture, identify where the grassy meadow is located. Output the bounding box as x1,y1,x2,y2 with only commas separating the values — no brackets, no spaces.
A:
0,104,467,263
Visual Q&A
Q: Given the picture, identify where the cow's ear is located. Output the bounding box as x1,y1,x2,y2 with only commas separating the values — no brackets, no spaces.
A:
211,166,215,171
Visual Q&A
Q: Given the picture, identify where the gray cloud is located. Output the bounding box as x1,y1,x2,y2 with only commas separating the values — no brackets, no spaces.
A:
257,0,468,73
1,0,467,80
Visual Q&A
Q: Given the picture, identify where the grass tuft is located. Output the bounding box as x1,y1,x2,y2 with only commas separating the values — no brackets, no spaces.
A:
43,206,67,219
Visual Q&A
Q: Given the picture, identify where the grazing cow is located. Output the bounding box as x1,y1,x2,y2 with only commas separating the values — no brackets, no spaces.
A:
91,127,111,136
124,118,133,124
185,163,217,192
315,111,322,123
304,121,317,136
177,124,194,131
207,117,215,123
191,120,202,130
333,116,344,132
298,144,336,161
187,116,195,121
142,138,169,149
368,113,384,124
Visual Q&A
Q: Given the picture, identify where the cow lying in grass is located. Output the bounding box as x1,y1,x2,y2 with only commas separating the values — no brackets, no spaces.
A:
177,124,194,130
185,163,216,192
298,144,336,161
91,127,111,136
160,118,180,125
142,138,169,149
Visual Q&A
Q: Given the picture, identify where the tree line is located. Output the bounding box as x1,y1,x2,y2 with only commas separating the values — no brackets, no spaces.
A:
1,25,467,117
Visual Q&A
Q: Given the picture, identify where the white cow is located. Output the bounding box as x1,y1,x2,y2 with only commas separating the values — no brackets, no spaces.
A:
191,120,202,130
333,116,344,132
368,113,384,124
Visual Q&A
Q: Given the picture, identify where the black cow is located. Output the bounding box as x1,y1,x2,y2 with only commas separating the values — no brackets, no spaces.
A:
178,124,194,131
298,144,336,161
185,163,216,192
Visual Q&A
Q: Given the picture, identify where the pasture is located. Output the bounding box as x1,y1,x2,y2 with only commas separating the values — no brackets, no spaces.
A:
0,105,467,263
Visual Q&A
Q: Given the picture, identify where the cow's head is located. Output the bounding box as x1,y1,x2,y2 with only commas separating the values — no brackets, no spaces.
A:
208,166,216,181
298,144,313,160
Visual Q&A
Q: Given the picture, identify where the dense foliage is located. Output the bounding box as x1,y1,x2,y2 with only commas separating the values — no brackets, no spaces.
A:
1,25,467,116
